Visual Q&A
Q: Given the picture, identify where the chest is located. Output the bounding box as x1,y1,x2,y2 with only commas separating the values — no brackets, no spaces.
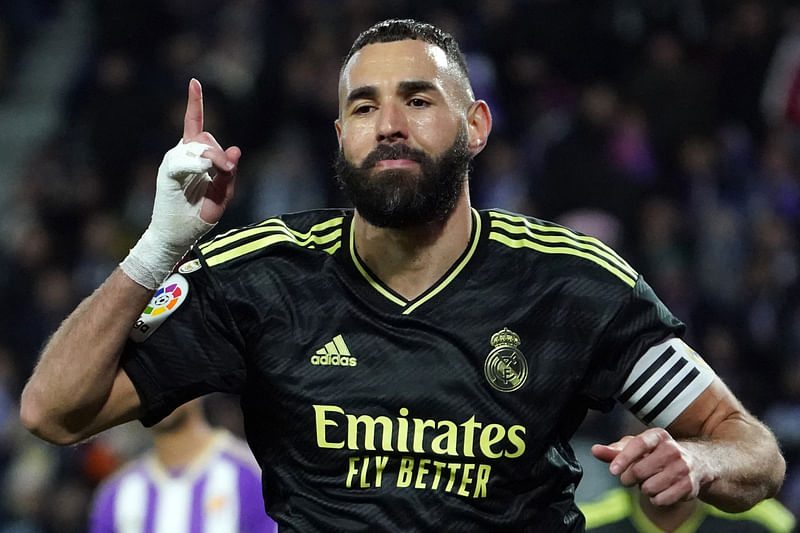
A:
243,272,600,451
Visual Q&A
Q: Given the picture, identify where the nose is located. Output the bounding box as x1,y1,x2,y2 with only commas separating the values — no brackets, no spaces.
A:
376,102,408,143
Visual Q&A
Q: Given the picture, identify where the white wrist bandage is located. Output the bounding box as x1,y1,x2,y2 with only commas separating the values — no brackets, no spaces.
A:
120,140,216,289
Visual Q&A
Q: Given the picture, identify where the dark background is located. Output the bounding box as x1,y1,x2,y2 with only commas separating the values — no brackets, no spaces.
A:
0,0,798,530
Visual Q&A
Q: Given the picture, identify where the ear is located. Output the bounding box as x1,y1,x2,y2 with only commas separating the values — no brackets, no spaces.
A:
466,100,492,156
334,118,343,150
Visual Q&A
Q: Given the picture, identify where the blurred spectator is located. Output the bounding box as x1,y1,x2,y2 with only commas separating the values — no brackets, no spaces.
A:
88,398,275,533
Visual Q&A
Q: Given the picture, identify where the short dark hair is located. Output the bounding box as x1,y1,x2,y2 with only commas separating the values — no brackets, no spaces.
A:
342,19,469,80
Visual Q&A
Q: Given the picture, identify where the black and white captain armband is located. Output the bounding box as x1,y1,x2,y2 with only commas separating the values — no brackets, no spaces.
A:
616,337,716,428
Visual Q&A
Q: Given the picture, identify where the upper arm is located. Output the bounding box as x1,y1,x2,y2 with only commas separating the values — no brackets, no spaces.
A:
616,337,717,428
73,368,143,441
120,268,247,427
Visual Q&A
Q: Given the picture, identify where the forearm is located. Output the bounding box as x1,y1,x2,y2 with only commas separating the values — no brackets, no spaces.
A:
594,378,787,513
20,268,152,444
685,414,785,512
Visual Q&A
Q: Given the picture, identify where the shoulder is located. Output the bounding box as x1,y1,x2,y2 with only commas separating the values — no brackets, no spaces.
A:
195,208,351,270
480,208,639,288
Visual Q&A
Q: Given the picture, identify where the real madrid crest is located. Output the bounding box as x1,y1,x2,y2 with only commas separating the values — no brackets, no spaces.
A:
484,327,528,392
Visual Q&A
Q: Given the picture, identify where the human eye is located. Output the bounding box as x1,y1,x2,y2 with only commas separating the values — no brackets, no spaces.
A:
408,97,430,108
352,103,375,115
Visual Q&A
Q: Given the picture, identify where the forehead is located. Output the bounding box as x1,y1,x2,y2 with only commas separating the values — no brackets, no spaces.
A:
339,39,455,97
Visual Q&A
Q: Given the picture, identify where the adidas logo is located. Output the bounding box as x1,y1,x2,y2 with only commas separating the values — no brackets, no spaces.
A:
311,334,357,367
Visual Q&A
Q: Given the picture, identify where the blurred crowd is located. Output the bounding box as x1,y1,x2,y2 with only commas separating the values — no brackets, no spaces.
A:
1,0,799,530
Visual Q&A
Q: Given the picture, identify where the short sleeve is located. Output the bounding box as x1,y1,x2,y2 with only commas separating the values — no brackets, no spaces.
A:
579,276,686,409
122,261,247,427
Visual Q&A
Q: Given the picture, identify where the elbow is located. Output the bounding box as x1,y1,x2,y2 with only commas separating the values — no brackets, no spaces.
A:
766,449,787,499
719,441,787,512
19,386,83,446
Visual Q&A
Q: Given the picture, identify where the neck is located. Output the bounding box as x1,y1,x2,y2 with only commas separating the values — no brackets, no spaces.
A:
153,419,215,470
637,490,699,532
353,189,472,300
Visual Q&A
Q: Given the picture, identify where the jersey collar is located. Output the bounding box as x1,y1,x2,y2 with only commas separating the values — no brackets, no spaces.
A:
347,208,482,315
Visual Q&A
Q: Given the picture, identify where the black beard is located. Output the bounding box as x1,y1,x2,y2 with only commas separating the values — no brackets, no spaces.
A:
334,126,472,228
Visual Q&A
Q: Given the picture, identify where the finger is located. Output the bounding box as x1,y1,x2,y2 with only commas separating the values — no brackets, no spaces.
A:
608,429,668,475
647,476,697,507
205,146,236,174
183,78,204,141
190,132,233,173
224,145,242,168
591,444,622,464
207,147,240,197
590,436,634,463
639,465,686,498
200,146,240,222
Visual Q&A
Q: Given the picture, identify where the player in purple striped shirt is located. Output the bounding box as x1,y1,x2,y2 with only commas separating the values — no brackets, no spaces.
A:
89,398,276,533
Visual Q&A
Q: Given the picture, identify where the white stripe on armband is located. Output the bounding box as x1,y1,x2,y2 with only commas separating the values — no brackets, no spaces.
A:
616,338,716,428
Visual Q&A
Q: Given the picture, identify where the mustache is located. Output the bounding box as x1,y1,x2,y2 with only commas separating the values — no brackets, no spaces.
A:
360,144,427,169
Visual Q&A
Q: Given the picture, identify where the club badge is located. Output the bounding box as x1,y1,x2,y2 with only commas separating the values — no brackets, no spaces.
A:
484,327,528,392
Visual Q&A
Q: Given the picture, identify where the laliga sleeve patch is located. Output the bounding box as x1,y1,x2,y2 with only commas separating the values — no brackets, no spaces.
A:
129,273,189,343
616,337,716,428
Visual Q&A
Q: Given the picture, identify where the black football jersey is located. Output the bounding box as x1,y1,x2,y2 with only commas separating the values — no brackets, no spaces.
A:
122,208,691,532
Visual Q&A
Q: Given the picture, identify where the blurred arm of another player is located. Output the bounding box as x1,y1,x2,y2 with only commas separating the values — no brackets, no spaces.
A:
20,79,241,445
591,376,786,513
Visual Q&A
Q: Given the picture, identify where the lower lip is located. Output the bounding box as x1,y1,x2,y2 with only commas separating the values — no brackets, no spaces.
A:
375,159,418,169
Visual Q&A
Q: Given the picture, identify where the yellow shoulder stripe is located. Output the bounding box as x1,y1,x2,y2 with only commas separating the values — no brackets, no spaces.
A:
489,211,636,276
200,216,343,254
488,212,637,287
202,216,343,267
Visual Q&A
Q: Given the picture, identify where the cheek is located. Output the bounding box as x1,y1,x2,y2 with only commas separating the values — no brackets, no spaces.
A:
411,114,459,152
338,127,369,160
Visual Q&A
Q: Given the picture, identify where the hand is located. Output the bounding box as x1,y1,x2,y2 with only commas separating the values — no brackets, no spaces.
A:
181,78,241,225
591,427,712,506
120,79,241,289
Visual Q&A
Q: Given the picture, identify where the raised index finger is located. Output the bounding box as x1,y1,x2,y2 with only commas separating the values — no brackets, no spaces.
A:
183,78,203,141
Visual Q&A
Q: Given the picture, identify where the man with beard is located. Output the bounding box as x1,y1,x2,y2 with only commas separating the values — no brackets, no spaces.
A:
89,398,276,533
20,19,786,532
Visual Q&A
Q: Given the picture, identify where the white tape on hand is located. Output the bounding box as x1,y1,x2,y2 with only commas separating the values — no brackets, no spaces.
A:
120,140,217,289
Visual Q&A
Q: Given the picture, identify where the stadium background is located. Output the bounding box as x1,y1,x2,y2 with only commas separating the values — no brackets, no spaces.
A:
0,0,799,530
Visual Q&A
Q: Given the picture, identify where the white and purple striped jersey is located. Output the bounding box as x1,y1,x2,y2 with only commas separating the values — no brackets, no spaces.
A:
89,430,276,533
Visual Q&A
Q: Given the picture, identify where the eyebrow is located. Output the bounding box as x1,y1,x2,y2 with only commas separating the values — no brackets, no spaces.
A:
345,86,377,105
345,80,440,106
397,80,438,96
